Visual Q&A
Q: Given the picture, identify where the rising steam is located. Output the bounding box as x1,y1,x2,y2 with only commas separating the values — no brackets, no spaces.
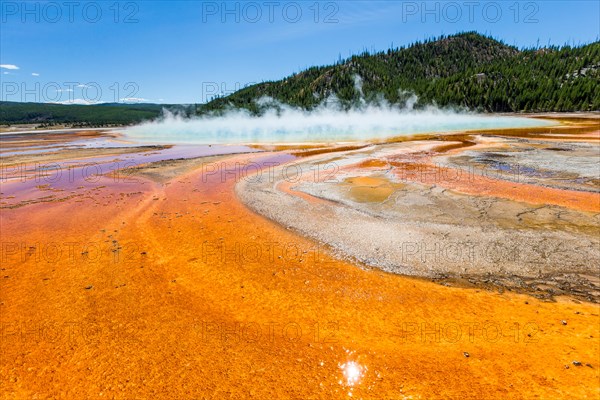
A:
124,85,555,144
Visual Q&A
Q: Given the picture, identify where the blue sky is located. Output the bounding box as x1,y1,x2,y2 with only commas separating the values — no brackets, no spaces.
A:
1,0,599,104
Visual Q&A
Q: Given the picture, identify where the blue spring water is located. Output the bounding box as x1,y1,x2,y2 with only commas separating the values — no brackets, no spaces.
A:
123,109,557,144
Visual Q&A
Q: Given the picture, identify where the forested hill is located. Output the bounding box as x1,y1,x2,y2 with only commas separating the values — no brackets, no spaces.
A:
0,102,194,126
199,32,600,114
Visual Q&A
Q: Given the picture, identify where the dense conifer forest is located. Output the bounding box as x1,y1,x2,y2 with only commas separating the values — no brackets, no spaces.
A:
199,32,600,114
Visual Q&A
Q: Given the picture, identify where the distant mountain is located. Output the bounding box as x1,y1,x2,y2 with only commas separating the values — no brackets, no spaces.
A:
199,32,600,114
0,102,192,126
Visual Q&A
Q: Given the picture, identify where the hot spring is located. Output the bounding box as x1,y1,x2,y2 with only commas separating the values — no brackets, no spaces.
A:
123,107,557,144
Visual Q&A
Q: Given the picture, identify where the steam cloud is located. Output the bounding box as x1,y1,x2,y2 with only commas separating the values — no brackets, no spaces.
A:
124,90,554,145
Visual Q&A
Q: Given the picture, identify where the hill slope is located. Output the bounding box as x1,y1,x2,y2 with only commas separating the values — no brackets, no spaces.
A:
199,32,600,114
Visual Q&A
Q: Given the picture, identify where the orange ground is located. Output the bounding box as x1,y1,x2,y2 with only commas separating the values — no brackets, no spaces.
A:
387,160,600,213
1,148,599,399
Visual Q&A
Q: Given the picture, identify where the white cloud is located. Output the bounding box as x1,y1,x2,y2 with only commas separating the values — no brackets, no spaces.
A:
0,64,19,70
55,89,74,92
120,97,148,103
53,99,100,105
76,84,89,88
3,72,9,75
32,72,40,76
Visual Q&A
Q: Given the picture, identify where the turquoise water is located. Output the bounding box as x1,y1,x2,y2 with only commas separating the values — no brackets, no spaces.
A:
123,109,556,144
